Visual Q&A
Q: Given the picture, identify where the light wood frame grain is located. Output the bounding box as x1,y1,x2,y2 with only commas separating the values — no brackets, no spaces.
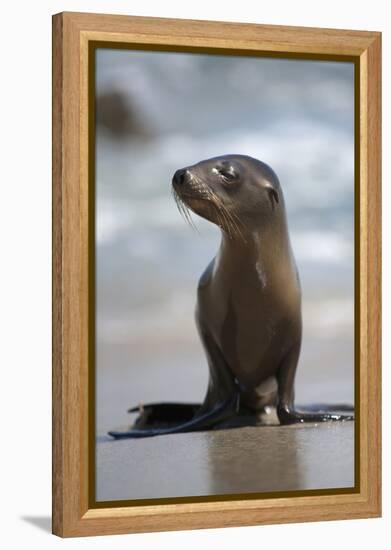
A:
52,11,381,537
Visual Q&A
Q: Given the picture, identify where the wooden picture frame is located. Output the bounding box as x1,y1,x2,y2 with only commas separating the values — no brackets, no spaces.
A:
52,11,381,537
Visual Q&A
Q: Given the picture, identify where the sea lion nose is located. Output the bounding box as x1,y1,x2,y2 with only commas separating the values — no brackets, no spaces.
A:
173,168,189,186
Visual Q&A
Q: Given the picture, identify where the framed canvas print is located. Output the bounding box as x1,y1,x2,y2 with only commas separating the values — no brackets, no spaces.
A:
52,12,381,537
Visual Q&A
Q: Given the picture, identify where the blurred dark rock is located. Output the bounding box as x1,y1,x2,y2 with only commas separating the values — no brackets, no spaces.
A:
96,89,151,140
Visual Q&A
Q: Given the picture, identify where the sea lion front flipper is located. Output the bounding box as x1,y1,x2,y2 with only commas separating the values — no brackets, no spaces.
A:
296,403,354,414
108,329,240,439
276,343,354,425
128,402,201,429
277,407,354,425
107,394,239,439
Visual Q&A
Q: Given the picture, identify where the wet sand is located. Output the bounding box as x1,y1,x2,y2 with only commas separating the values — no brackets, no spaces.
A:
96,423,354,501
96,340,355,502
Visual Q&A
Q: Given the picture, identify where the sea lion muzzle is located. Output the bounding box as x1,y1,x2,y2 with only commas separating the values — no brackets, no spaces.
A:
172,168,190,187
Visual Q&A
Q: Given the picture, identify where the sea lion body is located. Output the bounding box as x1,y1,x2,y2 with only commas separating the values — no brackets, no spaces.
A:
196,241,300,405
197,205,301,379
109,154,353,439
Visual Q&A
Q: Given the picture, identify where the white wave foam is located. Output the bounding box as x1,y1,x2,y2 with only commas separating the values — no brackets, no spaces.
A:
291,230,352,264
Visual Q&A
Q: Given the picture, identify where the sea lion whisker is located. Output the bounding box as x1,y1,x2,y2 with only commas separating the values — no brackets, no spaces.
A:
217,198,246,243
209,190,245,240
172,186,200,233
207,188,246,243
173,188,190,224
204,190,233,238
224,208,247,244
173,172,244,241
217,204,236,240
181,202,197,231
215,203,232,239
206,190,235,239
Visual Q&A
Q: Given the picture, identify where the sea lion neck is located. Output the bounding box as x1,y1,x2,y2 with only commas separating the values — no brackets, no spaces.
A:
219,218,292,263
217,221,297,294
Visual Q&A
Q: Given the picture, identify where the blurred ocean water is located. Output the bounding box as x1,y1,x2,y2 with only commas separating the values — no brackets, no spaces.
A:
95,50,355,433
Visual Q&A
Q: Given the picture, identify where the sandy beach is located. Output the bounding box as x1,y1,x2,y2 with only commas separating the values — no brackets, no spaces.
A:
96,329,355,501
97,423,354,502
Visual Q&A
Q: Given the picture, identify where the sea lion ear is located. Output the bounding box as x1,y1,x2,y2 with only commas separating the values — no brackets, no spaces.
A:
265,183,279,208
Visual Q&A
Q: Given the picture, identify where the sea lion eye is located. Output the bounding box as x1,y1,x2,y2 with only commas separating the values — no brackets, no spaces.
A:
217,165,238,184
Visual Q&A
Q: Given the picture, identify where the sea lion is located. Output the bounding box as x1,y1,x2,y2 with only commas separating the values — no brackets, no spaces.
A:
109,154,354,439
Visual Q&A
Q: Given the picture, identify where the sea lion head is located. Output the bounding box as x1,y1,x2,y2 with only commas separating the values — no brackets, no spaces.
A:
171,154,282,239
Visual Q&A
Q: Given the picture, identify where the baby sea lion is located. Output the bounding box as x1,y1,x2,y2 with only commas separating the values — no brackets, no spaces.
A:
109,154,354,439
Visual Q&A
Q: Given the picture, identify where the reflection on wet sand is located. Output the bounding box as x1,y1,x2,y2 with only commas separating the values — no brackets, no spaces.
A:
96,423,353,501
205,425,304,495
